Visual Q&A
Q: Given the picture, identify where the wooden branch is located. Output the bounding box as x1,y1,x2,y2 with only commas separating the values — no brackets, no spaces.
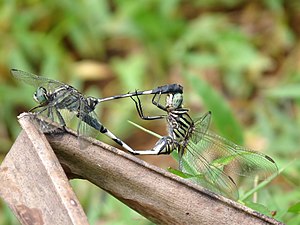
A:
0,113,283,225
0,113,89,225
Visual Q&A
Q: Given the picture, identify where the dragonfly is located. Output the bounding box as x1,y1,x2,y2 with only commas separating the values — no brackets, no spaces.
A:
128,91,278,199
11,68,183,151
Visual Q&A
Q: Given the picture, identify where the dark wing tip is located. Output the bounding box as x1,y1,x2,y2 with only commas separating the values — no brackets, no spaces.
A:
10,68,19,74
264,155,279,173
264,155,276,164
10,69,26,77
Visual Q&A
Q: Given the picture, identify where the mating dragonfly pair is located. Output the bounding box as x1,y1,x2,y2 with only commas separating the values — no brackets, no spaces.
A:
12,69,278,200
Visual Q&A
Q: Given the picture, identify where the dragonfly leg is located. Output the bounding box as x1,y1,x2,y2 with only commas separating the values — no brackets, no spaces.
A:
29,104,46,112
47,107,66,130
31,105,48,115
130,94,165,120
30,106,66,133
53,108,67,129
152,93,167,111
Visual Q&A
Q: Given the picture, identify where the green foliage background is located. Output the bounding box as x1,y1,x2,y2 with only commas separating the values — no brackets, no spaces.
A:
1,0,300,224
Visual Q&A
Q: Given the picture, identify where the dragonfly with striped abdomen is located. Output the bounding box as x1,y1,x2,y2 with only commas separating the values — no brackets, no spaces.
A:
128,91,278,199
11,68,182,151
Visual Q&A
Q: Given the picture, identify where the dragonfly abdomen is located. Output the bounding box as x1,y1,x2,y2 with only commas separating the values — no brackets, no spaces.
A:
168,111,194,142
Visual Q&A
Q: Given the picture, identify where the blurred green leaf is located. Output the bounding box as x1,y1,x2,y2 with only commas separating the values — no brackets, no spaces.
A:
244,201,274,217
212,154,237,166
112,53,147,91
288,202,300,214
264,84,300,99
184,72,243,144
240,161,286,201
167,167,194,179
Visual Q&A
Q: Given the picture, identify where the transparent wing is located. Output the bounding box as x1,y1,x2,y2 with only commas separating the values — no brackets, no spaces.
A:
78,112,99,139
11,69,64,92
77,100,99,149
195,131,278,180
181,112,278,199
190,111,211,144
77,119,90,149
180,142,239,199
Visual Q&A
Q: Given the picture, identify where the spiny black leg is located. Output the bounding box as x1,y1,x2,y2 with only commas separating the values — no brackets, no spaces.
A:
29,104,44,112
32,106,48,115
54,109,67,132
130,92,144,119
152,93,167,111
130,93,165,120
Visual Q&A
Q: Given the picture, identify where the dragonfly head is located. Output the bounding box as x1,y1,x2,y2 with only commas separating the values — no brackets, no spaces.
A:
86,97,99,110
33,87,49,104
166,93,183,109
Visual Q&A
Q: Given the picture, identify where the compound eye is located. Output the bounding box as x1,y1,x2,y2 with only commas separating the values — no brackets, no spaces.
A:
33,87,48,104
172,93,183,108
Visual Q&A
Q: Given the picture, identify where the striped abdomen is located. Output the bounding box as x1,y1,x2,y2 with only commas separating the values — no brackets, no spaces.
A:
167,109,194,143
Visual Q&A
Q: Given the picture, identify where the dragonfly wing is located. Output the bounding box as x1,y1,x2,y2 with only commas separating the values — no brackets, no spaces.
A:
182,141,239,199
11,69,64,92
190,111,211,144
78,112,99,139
195,131,278,181
77,118,89,149
77,100,99,149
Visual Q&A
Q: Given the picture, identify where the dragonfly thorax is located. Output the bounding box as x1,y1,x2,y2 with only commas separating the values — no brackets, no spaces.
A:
86,97,99,111
33,87,49,104
166,93,183,110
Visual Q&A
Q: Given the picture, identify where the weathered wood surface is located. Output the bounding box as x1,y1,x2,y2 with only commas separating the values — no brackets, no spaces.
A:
0,113,89,225
0,113,284,225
